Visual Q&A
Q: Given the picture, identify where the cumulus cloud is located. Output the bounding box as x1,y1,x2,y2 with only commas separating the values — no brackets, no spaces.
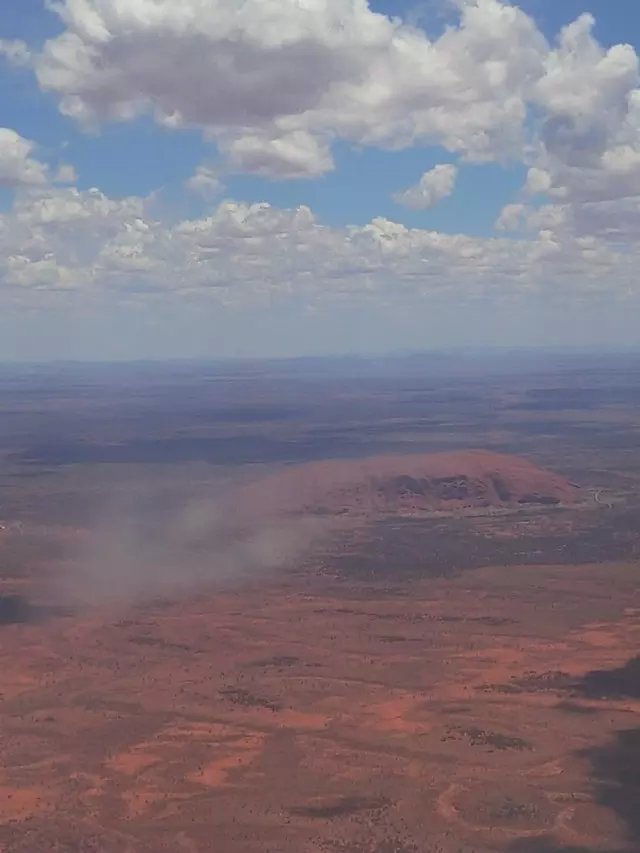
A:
0,128,76,190
4,0,632,214
496,202,525,232
222,130,334,179
507,14,640,241
0,128,49,187
393,164,458,210
185,165,224,199
1,185,636,312
525,167,552,195
27,0,640,224
2,1,640,324
33,0,548,175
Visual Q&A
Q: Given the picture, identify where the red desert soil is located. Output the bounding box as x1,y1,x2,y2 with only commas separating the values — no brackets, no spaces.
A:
232,450,579,517
0,562,638,853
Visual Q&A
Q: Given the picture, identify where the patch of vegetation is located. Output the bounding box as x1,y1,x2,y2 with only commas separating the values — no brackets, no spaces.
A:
245,655,300,668
128,635,194,652
219,687,281,712
491,797,540,820
443,727,532,751
377,634,423,643
289,795,389,819
326,837,418,853
555,701,599,715
481,670,577,695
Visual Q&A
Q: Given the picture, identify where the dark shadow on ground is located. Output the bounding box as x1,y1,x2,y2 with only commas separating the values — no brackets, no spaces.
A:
0,594,73,625
507,656,640,853
583,727,640,845
577,656,640,700
507,838,594,853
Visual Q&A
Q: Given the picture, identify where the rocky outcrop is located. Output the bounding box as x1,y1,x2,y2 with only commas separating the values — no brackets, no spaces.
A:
233,450,579,518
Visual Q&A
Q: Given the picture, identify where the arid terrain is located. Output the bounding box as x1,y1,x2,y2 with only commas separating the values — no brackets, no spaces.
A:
1,562,639,853
231,450,580,518
0,351,639,852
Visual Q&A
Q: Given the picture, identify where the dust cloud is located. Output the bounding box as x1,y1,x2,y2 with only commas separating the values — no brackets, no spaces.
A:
55,484,328,607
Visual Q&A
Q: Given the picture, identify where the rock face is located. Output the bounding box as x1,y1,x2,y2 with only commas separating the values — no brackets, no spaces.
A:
235,450,578,518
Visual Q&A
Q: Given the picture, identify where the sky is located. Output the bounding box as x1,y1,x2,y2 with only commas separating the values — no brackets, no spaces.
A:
1,0,640,361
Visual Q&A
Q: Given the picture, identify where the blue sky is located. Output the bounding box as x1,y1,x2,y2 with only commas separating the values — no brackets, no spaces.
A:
1,0,640,359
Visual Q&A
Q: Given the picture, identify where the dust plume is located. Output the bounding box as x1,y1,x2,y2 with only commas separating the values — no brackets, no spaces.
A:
56,483,328,607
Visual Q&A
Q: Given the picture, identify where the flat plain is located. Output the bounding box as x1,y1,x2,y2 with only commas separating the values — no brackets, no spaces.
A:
0,351,638,853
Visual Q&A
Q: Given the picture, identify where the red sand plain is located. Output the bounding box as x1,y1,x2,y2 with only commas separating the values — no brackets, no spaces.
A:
0,560,638,853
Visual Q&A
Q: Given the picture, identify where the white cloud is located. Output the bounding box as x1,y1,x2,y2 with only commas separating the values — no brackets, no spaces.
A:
0,128,49,187
1,186,636,314
525,167,552,195
34,0,548,175
54,163,78,184
2,1,640,333
185,165,224,199
17,0,640,216
509,13,640,240
393,164,458,210
532,15,637,141
0,39,32,68
32,0,640,213
496,203,525,231
222,131,334,179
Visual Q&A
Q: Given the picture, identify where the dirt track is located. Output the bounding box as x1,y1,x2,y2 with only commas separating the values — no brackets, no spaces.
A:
0,562,638,853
